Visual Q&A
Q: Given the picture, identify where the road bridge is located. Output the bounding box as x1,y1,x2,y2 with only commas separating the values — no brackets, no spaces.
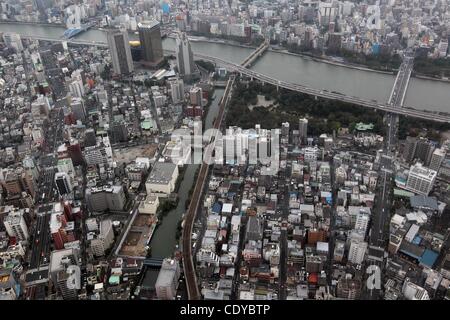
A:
240,39,269,68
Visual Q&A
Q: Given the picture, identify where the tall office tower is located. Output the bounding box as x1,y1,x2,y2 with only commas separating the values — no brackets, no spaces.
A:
55,172,73,196
189,86,203,106
415,137,435,165
298,118,308,144
403,136,417,163
168,78,185,104
429,148,446,172
175,32,195,76
107,29,134,75
138,20,164,66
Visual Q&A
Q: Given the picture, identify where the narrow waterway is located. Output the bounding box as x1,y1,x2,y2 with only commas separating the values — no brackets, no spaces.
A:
148,88,225,259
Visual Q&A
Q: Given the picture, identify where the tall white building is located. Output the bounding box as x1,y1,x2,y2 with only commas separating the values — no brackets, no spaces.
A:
405,163,437,196
155,259,181,300
4,210,29,241
107,29,134,75
168,78,185,104
2,33,23,52
348,239,367,265
68,78,85,98
175,32,195,76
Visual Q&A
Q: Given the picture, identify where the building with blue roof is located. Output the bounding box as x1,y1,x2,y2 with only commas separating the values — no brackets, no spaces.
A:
212,202,222,215
419,249,438,268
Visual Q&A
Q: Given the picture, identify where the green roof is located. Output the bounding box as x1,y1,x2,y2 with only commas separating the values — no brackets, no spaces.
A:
109,275,120,285
394,188,414,198
355,122,374,131
141,119,156,130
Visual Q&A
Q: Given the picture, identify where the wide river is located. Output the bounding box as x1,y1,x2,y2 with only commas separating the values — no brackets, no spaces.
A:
1,22,449,113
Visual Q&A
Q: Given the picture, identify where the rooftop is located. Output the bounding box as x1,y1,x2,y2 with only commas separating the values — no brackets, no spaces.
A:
147,162,177,185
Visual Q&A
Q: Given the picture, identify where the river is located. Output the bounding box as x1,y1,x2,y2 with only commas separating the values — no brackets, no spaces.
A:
1,22,449,112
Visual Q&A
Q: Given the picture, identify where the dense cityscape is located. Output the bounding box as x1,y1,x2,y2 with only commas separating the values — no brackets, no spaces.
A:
0,0,449,304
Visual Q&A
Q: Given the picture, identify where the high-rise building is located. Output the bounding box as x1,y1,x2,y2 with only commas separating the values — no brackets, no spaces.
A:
107,29,134,75
189,86,203,106
168,78,185,104
90,219,114,257
299,118,308,144
2,33,23,52
354,210,370,235
405,163,437,196
176,32,195,76
429,148,446,172
70,97,86,122
49,248,80,300
155,259,181,300
138,20,164,66
348,239,368,265
55,172,73,196
3,209,29,241
402,279,430,300
403,136,417,163
415,138,435,165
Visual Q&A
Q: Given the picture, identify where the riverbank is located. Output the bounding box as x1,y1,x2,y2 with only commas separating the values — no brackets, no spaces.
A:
269,47,396,75
413,73,450,83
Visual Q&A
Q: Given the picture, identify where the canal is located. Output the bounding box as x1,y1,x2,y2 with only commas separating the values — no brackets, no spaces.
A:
148,88,224,259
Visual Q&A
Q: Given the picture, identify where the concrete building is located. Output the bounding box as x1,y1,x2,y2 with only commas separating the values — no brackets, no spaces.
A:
107,28,133,75
405,163,437,196
189,86,203,106
2,33,23,52
348,239,367,265
138,20,164,66
168,78,185,104
176,32,195,77
429,148,446,172
49,248,80,300
55,172,72,196
90,219,114,257
354,210,370,235
336,279,362,300
85,185,126,213
299,118,308,144
145,162,179,194
402,279,430,300
155,259,181,300
138,195,160,215
3,209,29,241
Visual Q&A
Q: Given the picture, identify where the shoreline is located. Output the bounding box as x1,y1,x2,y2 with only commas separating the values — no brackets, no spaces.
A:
2,19,449,84
269,48,396,75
